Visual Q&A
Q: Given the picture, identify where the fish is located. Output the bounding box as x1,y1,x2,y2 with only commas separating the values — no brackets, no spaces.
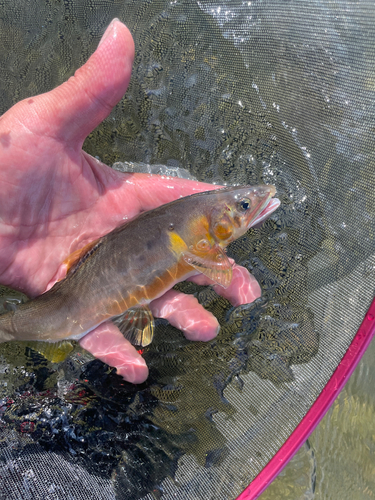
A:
0,185,279,347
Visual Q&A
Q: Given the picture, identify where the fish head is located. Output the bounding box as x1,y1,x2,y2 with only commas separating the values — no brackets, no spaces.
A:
176,185,280,288
209,185,280,247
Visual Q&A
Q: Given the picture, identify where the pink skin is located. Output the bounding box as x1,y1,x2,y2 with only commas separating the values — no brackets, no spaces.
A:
0,19,263,384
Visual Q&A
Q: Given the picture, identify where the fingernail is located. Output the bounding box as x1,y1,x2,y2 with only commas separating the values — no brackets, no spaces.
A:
98,18,119,47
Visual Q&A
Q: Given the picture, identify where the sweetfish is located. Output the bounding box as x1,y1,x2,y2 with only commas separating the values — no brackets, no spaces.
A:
0,185,279,347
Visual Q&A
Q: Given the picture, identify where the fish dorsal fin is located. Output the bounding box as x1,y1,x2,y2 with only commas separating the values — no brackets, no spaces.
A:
182,244,233,288
63,238,101,275
112,306,155,347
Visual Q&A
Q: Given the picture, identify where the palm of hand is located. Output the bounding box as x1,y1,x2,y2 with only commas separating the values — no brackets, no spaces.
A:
0,20,261,383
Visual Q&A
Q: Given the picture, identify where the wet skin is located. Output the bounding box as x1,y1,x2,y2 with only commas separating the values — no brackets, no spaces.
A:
0,19,268,383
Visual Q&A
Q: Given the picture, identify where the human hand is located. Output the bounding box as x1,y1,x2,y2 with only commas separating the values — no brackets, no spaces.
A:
0,19,261,383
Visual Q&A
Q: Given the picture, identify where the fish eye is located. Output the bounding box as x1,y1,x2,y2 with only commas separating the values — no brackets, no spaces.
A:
237,198,251,212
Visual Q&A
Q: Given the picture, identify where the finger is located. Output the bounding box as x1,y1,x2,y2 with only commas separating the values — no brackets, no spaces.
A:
189,262,261,307
150,289,220,342
7,19,134,146
79,322,149,384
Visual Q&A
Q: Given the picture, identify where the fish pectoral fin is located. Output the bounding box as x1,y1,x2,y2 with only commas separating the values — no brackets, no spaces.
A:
112,306,155,347
182,245,233,288
63,238,102,275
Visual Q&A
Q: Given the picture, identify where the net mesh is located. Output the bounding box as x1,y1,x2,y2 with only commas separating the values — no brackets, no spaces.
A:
0,1,374,499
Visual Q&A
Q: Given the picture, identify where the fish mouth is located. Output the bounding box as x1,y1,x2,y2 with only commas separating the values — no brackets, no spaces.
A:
241,185,279,228
250,196,280,227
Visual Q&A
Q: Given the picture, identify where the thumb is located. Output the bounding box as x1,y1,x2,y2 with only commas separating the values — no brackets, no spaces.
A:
7,19,135,147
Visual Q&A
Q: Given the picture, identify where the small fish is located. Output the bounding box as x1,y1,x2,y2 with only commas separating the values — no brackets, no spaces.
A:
0,185,279,347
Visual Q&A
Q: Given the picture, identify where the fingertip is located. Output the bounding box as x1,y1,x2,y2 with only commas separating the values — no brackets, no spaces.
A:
116,359,149,384
20,19,135,145
183,320,220,342
62,19,134,141
97,18,135,67
213,264,262,306
151,290,221,343
98,18,119,48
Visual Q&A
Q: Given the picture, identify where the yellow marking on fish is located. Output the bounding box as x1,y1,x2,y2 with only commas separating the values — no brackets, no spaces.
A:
168,231,188,257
